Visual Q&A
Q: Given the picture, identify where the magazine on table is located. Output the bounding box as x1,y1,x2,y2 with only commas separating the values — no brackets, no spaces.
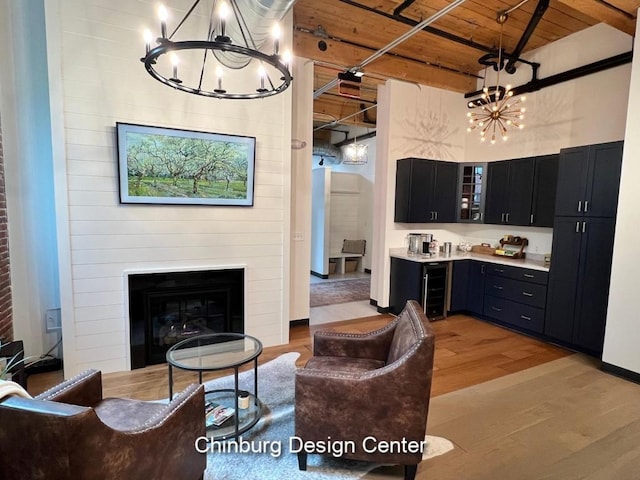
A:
205,401,235,427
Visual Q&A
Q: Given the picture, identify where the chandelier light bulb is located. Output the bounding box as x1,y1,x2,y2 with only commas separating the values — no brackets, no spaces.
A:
143,28,153,53
218,2,230,40
158,4,168,22
282,49,292,65
218,2,230,20
257,65,267,92
214,65,226,93
170,53,181,83
272,23,281,55
158,4,168,38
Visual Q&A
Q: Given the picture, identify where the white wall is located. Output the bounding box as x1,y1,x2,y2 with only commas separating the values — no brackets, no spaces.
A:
310,168,330,275
331,135,376,270
372,80,468,307
45,0,292,375
0,0,61,358
603,14,640,375
289,58,313,322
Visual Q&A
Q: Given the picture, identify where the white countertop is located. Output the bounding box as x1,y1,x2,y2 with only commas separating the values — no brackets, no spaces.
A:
389,248,550,272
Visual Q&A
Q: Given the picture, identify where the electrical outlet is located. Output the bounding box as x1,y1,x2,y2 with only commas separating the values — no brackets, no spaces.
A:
45,308,62,332
293,232,304,241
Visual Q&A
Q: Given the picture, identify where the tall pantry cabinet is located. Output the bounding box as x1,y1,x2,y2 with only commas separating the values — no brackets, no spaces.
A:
544,141,623,355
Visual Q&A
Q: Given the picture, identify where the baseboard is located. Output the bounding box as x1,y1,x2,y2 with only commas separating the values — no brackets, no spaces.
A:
601,362,640,385
369,298,377,306
310,270,328,279
376,305,390,314
365,268,371,274
289,318,310,327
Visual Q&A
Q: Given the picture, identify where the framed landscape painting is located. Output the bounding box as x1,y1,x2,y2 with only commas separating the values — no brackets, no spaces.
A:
116,123,255,206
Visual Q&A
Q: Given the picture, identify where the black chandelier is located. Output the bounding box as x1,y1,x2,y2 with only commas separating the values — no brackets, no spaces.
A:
141,0,294,100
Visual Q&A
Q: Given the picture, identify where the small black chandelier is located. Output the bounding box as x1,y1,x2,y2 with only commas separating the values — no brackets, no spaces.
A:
141,0,293,100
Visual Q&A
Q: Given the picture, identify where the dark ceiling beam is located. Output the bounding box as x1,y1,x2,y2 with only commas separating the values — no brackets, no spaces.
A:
337,0,537,67
334,130,377,147
393,0,416,17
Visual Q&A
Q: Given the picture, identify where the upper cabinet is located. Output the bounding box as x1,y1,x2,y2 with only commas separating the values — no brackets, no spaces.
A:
394,158,458,223
530,154,559,227
485,157,535,226
554,141,623,218
457,163,486,223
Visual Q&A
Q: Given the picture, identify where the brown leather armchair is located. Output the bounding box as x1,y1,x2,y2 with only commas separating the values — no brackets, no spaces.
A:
0,369,206,480
295,300,435,480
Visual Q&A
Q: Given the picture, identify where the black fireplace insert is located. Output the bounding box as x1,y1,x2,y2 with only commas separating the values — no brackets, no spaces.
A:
128,269,244,369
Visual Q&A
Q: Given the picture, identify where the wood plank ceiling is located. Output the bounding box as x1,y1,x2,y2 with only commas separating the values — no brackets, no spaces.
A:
293,0,639,128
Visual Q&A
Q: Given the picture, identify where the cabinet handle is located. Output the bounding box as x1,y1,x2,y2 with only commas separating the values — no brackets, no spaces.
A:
494,268,504,273
423,273,429,315
506,213,510,223
435,211,438,221
578,200,582,212
522,292,533,297
575,221,580,233
481,265,485,274
523,273,534,278
492,306,503,312
582,222,586,233
530,213,534,224
501,213,505,222
521,315,532,321
584,201,589,212
480,212,483,220
493,285,504,290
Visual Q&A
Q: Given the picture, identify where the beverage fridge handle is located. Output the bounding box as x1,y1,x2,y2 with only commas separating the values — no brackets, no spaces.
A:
423,273,429,315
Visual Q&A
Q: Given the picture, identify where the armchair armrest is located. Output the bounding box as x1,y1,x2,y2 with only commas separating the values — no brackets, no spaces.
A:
132,383,205,433
36,369,103,407
0,395,91,417
313,319,397,361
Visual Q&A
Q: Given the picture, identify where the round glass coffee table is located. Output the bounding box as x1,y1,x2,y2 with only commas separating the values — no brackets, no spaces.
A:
166,333,263,440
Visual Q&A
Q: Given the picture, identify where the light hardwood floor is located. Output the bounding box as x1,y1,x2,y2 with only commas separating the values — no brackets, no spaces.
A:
27,314,570,401
27,314,640,480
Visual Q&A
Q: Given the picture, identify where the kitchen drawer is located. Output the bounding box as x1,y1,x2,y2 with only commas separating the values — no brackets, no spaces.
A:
485,275,547,308
485,263,548,285
483,296,545,333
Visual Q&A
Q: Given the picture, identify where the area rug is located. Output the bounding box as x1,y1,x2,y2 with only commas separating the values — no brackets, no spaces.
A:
310,277,371,307
203,352,453,479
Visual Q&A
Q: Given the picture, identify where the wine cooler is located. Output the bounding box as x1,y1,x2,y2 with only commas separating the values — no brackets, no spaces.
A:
422,262,448,320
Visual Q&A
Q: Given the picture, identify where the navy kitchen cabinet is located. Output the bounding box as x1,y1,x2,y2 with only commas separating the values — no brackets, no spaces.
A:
394,158,458,223
554,141,623,218
485,157,535,226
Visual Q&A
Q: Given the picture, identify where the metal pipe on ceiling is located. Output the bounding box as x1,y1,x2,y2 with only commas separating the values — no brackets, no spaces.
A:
504,0,549,74
313,0,468,99
464,51,633,99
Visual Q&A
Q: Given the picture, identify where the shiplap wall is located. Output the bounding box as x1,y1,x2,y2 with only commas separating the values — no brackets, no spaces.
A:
48,0,292,375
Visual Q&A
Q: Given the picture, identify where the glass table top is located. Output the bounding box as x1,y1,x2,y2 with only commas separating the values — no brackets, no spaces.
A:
166,333,262,371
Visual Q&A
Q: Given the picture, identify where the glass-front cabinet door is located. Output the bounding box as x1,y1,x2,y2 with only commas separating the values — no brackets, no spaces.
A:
457,163,487,222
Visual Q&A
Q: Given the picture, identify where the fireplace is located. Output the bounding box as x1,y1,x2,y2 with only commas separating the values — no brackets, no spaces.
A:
128,268,244,369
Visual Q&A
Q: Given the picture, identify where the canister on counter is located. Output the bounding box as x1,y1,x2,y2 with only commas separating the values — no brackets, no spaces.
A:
444,242,452,255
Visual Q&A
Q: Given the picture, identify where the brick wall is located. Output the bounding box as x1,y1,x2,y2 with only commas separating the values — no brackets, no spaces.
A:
0,117,12,342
